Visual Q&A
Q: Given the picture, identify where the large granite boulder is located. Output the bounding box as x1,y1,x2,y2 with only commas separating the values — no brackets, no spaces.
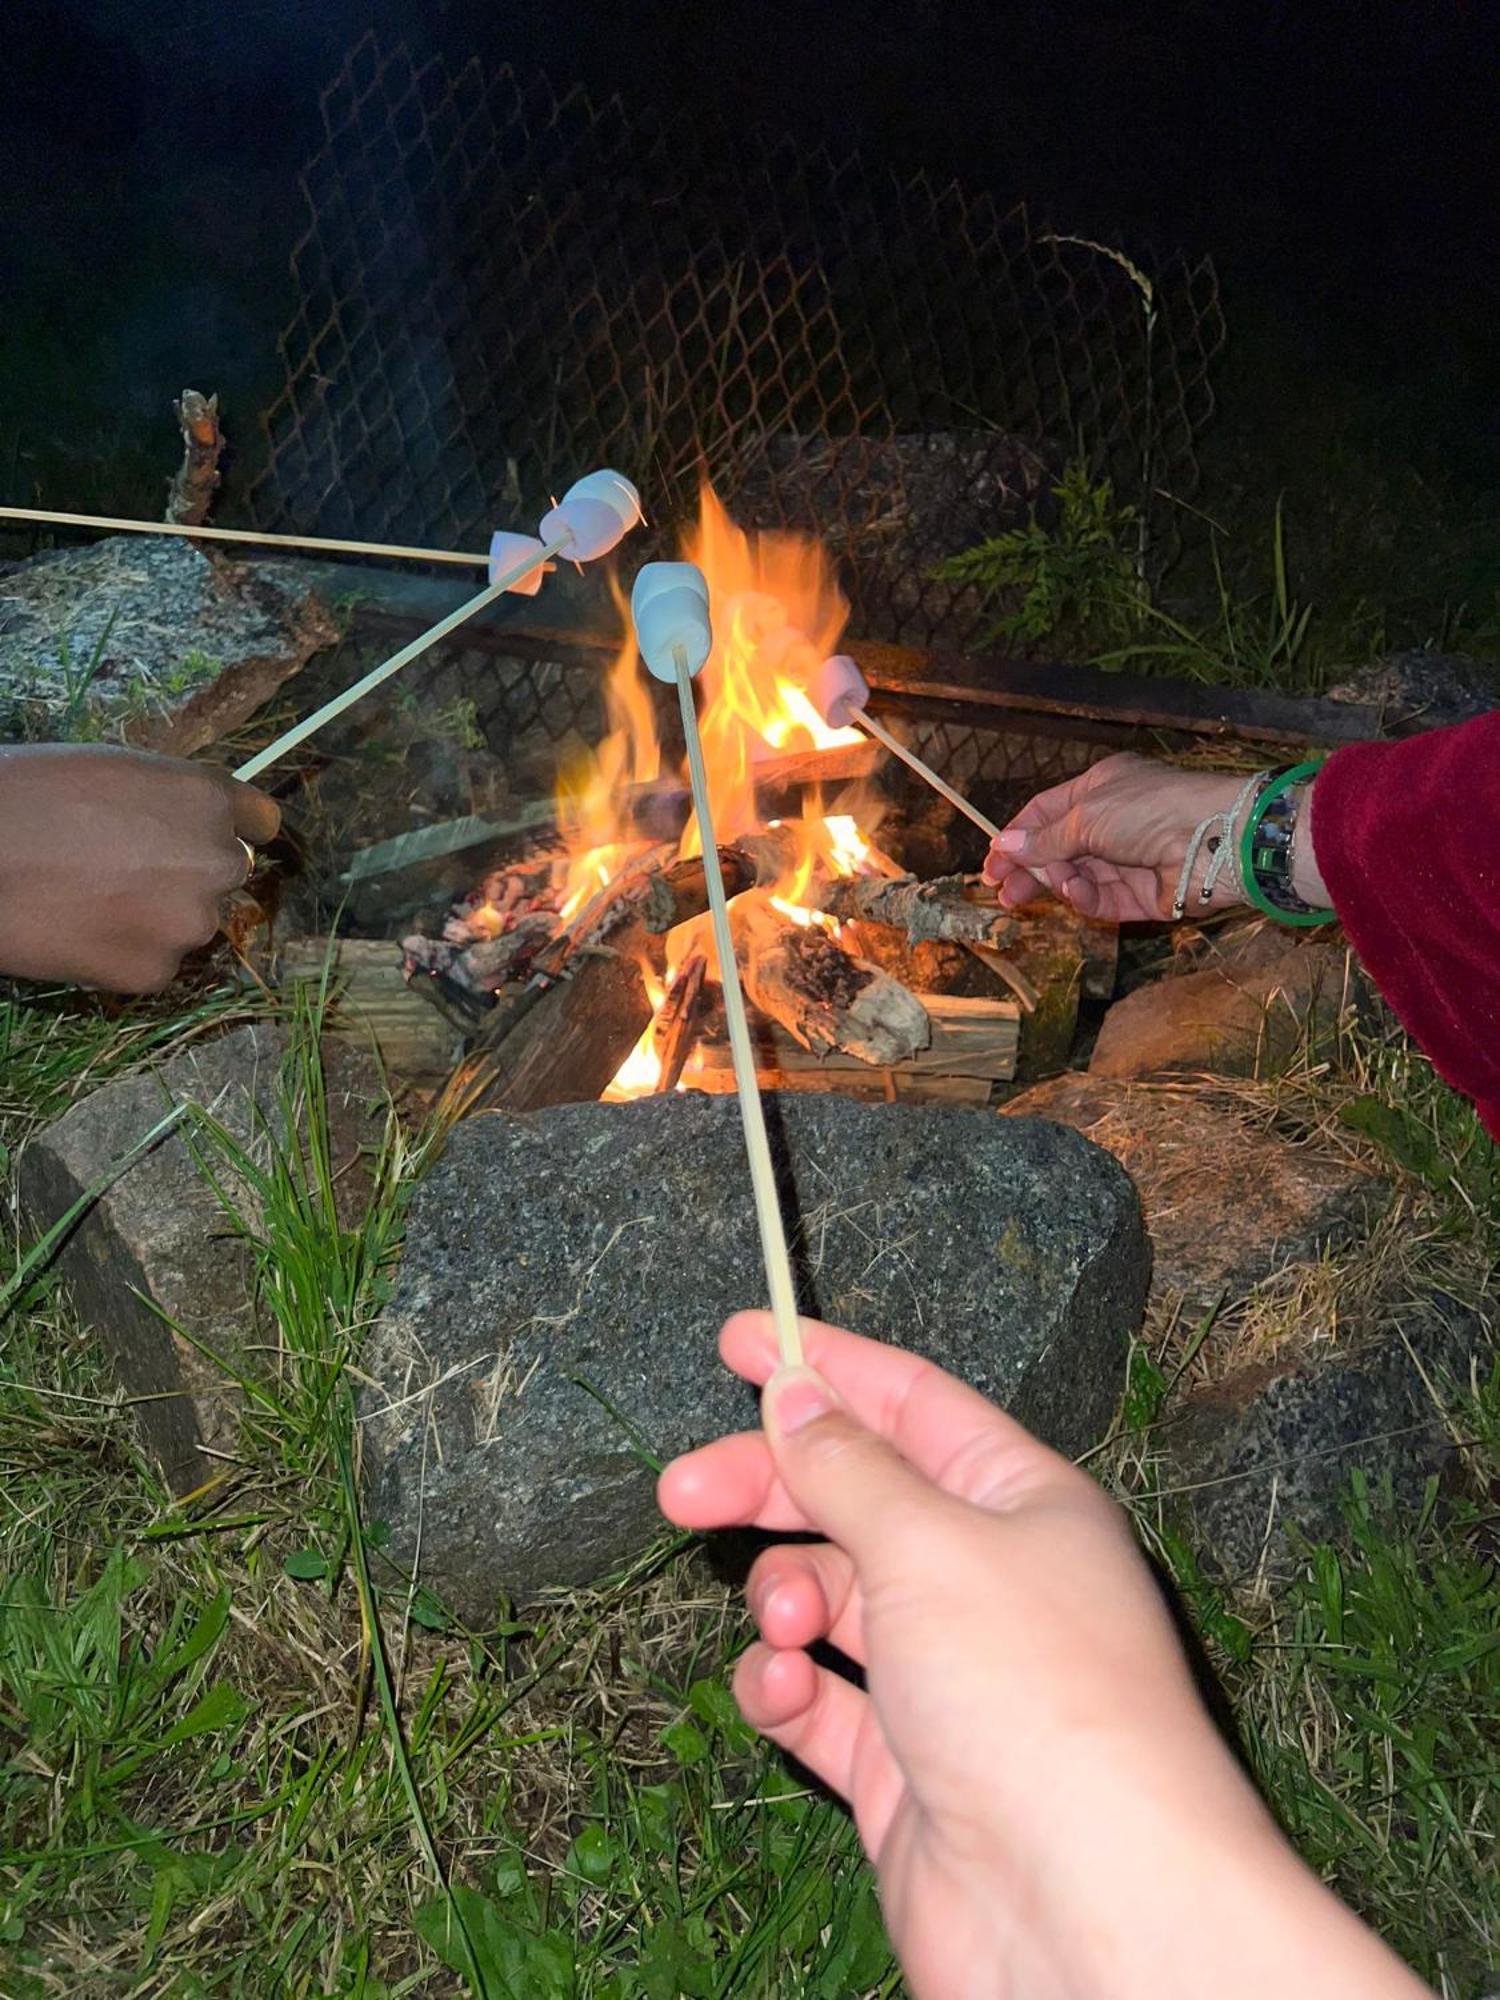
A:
21,1024,384,1489
0,536,335,753
362,1093,1149,1617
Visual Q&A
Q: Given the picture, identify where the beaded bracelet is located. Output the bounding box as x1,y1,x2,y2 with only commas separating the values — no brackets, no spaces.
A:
1238,759,1336,927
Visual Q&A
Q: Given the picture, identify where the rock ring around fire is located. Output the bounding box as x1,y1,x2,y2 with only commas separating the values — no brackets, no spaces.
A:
361,1092,1149,1617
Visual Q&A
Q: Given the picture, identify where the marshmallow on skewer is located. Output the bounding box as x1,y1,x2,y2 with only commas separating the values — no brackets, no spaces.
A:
540,469,643,561
809,652,871,731
809,650,1003,842
487,531,551,594
631,561,714,681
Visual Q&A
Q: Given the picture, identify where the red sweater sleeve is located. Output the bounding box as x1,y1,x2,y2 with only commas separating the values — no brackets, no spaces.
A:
1311,711,1500,1139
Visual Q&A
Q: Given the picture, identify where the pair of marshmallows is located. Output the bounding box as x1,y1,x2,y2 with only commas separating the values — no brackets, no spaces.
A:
488,469,643,593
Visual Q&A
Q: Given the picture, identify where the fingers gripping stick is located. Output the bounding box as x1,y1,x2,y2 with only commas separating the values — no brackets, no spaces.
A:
631,562,803,1368
811,654,1002,843
233,470,642,783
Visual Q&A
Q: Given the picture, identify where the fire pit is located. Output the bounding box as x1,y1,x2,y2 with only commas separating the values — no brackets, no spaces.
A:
279,487,1113,1113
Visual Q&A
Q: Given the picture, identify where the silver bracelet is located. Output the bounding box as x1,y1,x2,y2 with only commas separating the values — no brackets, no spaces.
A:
1170,770,1267,921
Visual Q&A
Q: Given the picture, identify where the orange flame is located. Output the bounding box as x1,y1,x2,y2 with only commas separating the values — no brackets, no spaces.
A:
555,605,662,924
602,965,669,1099
549,486,881,1099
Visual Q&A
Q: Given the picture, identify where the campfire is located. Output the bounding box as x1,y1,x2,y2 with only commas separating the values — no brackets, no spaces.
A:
383,489,1113,1111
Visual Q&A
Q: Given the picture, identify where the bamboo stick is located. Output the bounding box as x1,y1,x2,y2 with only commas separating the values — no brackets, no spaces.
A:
232,533,572,781
854,708,1003,841
674,643,804,1369
0,503,488,568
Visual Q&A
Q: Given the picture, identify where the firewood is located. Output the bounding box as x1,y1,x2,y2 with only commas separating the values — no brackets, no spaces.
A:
814,872,1020,949
541,829,799,966
692,1066,996,1107
691,992,1019,1102
729,893,931,1066
749,739,882,791
262,938,464,1084
467,924,657,1113
652,955,708,1094
638,829,802,935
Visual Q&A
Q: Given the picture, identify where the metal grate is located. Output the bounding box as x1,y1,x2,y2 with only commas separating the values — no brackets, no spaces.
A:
250,35,1225,650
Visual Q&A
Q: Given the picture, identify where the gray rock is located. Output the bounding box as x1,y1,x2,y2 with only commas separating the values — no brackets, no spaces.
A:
0,536,336,753
1003,1073,1388,1314
21,1024,384,1489
1325,651,1497,733
1090,935,1360,1083
362,1092,1148,1616
1158,1302,1488,1580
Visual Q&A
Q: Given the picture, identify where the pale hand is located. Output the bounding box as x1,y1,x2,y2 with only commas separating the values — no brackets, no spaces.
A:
0,745,280,992
982,750,1252,921
659,1314,1431,2000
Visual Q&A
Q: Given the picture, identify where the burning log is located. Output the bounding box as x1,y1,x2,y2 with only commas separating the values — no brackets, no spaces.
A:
729,893,931,1067
469,926,657,1113
652,954,708,1094
750,738,882,792
814,872,1021,949
638,829,801,936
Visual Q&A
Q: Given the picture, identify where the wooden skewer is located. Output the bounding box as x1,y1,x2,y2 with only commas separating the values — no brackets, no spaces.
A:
0,504,488,568
233,532,573,782
673,643,804,1369
853,709,1003,841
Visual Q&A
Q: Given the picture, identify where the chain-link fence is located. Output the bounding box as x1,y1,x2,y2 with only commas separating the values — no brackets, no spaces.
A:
249,34,1225,651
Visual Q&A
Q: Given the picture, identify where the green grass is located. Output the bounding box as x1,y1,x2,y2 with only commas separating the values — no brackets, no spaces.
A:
1108,1013,1500,1993
0,980,1496,1993
935,305,1500,698
0,990,896,1997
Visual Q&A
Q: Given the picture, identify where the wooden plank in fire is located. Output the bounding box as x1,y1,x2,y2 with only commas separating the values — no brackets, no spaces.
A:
254,937,465,1085
691,993,1020,1097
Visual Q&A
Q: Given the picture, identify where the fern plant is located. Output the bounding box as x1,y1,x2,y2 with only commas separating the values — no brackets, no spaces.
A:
933,464,1147,651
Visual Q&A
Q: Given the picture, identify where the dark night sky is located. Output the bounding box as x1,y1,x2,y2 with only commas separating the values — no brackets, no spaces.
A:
3,0,1497,471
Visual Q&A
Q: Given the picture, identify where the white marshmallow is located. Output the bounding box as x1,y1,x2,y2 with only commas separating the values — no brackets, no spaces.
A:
539,469,643,561
631,562,713,682
487,530,550,594
810,653,870,730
